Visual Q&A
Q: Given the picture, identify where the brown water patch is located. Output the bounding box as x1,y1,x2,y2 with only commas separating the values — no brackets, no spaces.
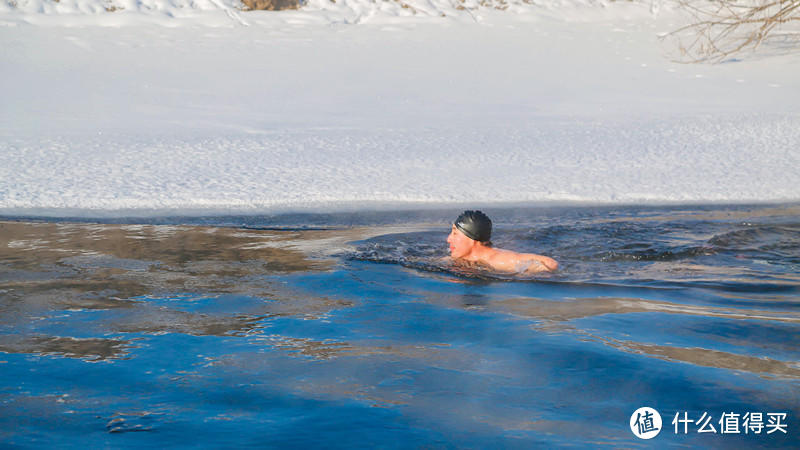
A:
593,334,800,380
112,308,270,337
252,334,456,362
508,297,800,378
493,296,800,325
0,221,336,273
422,293,800,326
420,294,800,378
0,220,376,355
0,220,358,313
0,335,136,361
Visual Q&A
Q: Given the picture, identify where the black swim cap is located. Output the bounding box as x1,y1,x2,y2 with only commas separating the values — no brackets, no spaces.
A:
454,210,492,242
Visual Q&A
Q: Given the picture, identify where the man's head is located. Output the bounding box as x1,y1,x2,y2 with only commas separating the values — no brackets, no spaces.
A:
455,210,492,242
447,210,492,258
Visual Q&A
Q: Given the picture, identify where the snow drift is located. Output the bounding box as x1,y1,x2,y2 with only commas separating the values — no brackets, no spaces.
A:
1,0,798,216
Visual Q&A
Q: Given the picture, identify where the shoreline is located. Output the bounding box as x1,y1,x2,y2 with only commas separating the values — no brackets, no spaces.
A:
1,201,799,226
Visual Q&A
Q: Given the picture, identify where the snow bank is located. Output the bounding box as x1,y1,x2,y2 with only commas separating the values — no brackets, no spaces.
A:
1,0,616,25
1,1,798,216
2,116,799,215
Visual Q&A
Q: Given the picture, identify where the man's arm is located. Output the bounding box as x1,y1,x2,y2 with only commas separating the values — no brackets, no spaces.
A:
521,253,558,273
490,249,558,274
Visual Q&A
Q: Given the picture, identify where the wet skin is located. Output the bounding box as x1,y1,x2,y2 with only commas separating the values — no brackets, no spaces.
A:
447,225,558,274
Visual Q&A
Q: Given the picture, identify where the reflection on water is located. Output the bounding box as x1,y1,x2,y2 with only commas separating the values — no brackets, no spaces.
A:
595,335,800,379
1,204,799,447
493,295,800,325
0,335,136,362
0,221,373,362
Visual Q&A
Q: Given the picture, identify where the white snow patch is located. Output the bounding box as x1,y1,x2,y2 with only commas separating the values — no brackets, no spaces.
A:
1,2,798,216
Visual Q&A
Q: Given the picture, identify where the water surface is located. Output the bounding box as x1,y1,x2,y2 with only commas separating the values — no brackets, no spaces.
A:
1,204,799,447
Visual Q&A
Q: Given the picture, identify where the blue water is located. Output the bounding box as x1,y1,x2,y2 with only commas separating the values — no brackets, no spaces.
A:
1,204,799,448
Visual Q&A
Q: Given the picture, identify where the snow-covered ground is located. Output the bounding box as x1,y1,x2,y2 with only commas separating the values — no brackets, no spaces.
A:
1,0,799,216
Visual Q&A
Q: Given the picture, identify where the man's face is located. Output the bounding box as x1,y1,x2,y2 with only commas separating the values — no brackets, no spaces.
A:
447,225,475,259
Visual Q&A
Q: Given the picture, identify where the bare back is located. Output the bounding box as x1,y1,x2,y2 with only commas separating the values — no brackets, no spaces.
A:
480,247,558,274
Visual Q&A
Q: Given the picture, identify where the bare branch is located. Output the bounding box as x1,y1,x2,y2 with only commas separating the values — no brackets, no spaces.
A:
663,0,800,62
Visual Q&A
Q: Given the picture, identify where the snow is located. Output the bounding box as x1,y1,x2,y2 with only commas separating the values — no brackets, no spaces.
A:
1,1,799,216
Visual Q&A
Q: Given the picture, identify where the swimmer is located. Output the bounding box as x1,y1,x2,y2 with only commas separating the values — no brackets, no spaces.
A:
447,210,558,274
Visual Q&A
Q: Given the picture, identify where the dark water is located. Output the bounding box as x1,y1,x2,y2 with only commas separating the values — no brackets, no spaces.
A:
1,204,799,448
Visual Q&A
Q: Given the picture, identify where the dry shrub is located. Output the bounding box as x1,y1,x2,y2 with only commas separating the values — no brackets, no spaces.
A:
666,0,800,62
241,0,300,10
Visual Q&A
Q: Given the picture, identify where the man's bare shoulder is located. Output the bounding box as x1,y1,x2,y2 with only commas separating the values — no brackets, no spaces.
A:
485,248,557,273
